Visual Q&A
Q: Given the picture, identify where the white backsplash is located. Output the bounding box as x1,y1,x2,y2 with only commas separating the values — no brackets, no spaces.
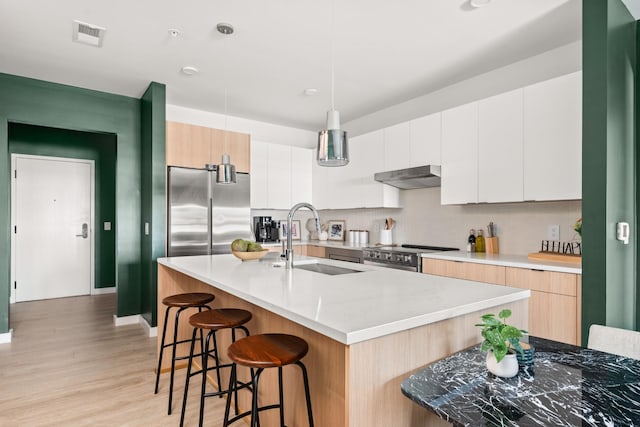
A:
252,187,581,256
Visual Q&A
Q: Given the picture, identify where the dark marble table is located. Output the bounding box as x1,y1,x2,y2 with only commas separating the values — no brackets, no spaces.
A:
401,336,640,426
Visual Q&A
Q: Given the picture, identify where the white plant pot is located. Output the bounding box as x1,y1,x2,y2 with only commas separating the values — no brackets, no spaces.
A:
486,350,519,378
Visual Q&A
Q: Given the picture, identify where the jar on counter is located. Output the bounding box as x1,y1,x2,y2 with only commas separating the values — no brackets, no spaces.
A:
467,229,476,253
476,229,485,253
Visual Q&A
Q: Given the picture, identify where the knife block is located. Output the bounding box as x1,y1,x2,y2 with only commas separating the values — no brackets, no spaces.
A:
485,237,499,254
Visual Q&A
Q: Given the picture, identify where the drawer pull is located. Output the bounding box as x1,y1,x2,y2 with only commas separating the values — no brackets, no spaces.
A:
530,268,544,272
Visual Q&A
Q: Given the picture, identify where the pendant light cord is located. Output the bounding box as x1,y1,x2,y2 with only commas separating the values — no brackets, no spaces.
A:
330,0,335,111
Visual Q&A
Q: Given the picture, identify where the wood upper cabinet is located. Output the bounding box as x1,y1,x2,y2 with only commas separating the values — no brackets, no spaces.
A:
166,121,250,172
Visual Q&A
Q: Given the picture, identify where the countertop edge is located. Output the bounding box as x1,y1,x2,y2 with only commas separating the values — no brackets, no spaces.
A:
421,252,581,274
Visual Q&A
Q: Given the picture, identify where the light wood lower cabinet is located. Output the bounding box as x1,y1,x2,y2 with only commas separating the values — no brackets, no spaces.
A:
422,258,505,284
505,267,581,345
422,258,581,345
305,245,326,258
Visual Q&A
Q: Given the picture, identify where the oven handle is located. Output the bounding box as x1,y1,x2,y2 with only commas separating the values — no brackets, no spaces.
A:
363,260,418,272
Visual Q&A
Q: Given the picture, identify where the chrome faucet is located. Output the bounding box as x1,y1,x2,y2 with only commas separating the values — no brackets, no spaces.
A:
285,202,321,269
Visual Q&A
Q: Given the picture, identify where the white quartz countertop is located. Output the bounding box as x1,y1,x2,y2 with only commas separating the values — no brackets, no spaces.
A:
158,254,530,345
421,251,582,274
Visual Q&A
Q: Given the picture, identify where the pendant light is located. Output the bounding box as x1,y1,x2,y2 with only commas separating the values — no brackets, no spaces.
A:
216,90,237,184
317,0,348,167
216,24,237,184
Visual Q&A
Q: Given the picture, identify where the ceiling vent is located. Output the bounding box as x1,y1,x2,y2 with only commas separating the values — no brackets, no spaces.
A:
72,20,106,47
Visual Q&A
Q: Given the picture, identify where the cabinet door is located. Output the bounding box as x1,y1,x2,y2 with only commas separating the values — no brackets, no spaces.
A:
312,159,329,209
383,122,411,171
355,130,399,207
422,259,505,284
250,140,269,208
211,129,251,173
166,121,211,168
441,102,479,204
524,71,582,200
478,89,524,203
291,146,313,204
410,113,441,167
306,245,326,258
266,144,291,209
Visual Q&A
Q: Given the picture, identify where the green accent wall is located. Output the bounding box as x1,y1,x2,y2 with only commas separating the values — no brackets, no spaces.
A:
141,82,166,326
0,73,166,332
8,123,117,289
582,0,637,343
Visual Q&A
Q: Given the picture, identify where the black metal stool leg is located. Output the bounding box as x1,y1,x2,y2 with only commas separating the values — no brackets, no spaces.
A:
168,306,188,415
180,328,199,427
198,331,213,427
250,368,264,427
278,366,285,427
211,330,223,394
223,363,237,427
154,305,172,394
297,361,314,427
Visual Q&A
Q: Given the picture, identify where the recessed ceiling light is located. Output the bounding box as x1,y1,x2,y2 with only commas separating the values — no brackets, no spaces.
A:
469,0,491,7
216,23,234,35
168,28,182,37
304,88,318,96
181,66,199,76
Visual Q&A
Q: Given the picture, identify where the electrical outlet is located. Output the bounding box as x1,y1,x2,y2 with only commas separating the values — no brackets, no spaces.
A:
548,224,560,240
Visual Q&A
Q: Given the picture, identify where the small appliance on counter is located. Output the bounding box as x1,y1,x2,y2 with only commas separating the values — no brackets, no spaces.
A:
254,216,280,243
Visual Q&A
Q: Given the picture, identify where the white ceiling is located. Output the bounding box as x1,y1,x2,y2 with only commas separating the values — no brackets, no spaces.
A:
0,0,581,131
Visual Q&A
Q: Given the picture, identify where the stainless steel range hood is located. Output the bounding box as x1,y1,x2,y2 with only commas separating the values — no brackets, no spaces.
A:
374,165,441,189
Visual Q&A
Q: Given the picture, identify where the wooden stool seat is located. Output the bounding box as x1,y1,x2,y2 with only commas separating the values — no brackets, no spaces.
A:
189,308,252,330
162,292,214,308
224,333,314,426
228,333,309,369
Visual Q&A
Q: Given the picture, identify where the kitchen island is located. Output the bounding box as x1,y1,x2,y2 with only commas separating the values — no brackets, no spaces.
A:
157,254,530,426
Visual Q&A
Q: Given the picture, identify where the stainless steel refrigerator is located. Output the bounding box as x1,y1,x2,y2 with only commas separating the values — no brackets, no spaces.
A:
167,166,252,256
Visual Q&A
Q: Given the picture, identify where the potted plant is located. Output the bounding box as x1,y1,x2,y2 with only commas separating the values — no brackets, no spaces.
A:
475,309,527,378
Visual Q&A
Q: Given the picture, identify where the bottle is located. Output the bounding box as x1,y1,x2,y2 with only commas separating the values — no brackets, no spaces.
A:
476,229,485,253
467,229,476,253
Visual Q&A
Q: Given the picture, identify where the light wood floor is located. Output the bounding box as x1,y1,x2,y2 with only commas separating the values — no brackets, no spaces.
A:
0,294,228,426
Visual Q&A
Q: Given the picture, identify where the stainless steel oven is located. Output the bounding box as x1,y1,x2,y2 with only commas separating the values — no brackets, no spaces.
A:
363,245,458,272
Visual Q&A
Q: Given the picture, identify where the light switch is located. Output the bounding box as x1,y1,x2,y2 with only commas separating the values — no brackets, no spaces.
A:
104,222,111,231
145,222,150,235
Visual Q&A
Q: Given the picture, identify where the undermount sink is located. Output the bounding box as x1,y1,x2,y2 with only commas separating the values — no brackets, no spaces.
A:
293,263,363,276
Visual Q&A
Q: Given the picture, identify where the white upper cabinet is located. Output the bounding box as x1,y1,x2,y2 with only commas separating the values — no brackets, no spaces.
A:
478,89,524,203
383,122,411,171
441,102,479,205
251,141,313,209
523,71,582,201
291,146,313,204
410,112,441,166
250,140,269,208
266,143,292,209
311,156,329,209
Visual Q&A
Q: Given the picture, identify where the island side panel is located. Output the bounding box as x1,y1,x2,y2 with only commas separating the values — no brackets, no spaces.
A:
158,264,348,427
347,299,528,427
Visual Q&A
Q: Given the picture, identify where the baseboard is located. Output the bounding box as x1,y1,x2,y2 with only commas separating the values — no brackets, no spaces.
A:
114,314,157,337
113,314,141,326
0,329,13,344
140,316,158,338
92,287,116,295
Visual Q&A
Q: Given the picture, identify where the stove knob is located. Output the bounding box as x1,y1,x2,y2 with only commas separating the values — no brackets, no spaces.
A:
384,253,392,261
404,255,413,264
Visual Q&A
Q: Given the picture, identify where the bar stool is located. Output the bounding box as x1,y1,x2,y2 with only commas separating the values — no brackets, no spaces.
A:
223,333,314,427
180,308,252,427
154,292,215,415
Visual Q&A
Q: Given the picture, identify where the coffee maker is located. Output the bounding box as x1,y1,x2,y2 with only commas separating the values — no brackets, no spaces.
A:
254,216,279,243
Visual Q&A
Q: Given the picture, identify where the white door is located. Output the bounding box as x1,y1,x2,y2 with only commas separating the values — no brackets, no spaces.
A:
12,155,94,302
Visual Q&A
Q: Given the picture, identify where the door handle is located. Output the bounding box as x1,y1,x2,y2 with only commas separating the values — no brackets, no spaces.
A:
75,223,89,239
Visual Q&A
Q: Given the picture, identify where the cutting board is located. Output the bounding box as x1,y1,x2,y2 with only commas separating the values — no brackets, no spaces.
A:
527,252,582,264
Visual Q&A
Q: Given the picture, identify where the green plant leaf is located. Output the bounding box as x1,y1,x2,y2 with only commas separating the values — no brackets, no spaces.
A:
498,309,512,320
501,325,523,340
